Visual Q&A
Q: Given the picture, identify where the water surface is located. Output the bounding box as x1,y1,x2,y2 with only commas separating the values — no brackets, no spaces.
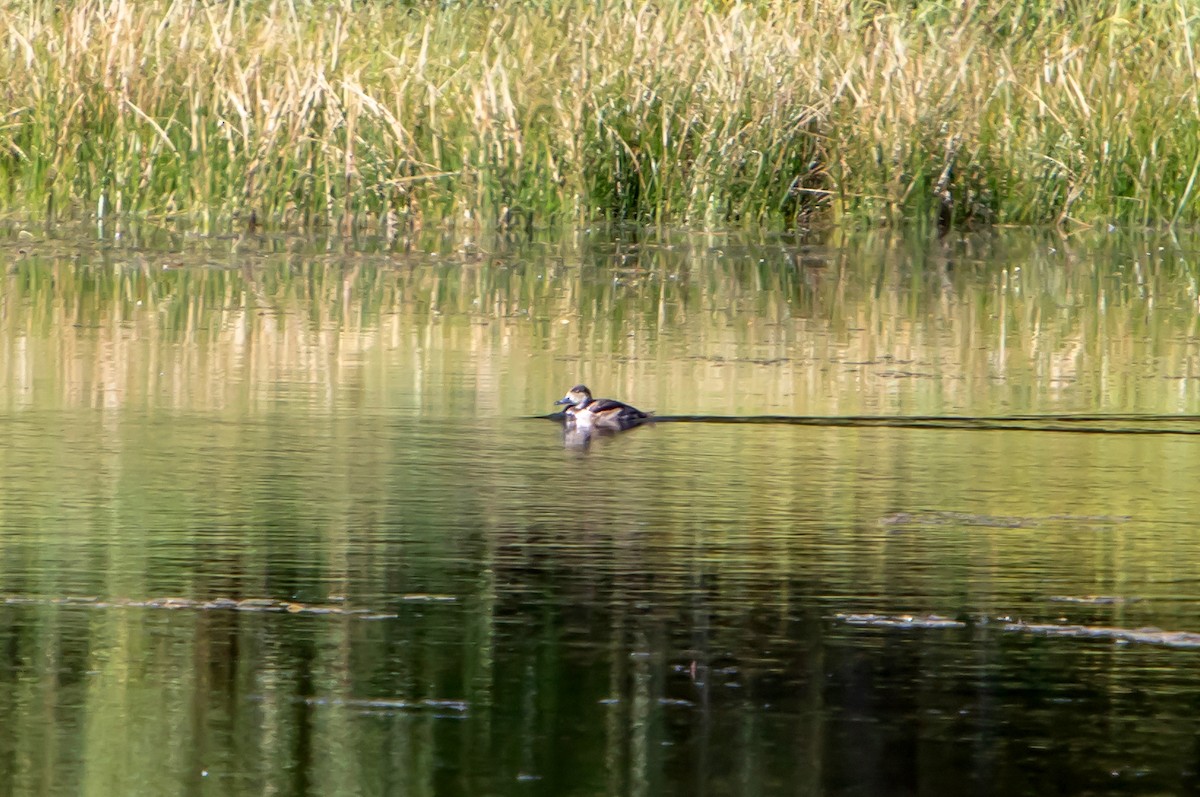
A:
1,224,1199,795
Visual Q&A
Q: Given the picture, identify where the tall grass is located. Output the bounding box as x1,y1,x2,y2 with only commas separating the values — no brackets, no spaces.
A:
1,0,1198,230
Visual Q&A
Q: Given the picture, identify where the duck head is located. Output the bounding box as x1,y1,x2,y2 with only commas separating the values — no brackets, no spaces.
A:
555,384,593,408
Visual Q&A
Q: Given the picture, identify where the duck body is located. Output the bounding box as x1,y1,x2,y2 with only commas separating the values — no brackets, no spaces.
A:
555,384,649,430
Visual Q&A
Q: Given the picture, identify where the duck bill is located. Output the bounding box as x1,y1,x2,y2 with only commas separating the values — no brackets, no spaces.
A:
554,397,572,405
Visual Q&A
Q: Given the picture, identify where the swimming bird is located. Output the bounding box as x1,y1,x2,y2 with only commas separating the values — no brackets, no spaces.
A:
554,384,649,430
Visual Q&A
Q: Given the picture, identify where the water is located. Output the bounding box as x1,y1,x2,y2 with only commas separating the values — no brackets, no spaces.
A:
1,224,1200,795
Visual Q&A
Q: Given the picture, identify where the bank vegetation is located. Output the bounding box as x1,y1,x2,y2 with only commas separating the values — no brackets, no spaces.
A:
2,0,1198,230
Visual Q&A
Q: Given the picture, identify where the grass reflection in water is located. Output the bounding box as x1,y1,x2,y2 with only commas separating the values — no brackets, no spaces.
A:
0,225,1199,795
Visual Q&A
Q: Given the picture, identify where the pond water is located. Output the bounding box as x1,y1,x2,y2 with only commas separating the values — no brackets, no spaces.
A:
1,223,1200,795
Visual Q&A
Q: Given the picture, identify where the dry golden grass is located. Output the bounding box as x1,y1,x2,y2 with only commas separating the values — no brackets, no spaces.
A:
1,0,1198,229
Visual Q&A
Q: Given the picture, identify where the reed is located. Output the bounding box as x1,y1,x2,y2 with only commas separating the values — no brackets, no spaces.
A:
1,0,1198,230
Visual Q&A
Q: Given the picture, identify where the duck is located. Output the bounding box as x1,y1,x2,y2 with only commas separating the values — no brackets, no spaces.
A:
554,384,649,430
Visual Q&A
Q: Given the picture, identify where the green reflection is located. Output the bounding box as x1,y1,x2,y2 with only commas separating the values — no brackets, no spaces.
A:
0,225,1198,795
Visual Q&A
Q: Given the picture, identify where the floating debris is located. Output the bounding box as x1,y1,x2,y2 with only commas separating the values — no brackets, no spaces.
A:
1047,595,1137,605
880,511,1032,529
835,611,1200,650
1004,621,1200,649
835,613,967,629
400,594,458,603
233,598,279,611
1,594,409,619
299,696,468,713
879,510,1132,529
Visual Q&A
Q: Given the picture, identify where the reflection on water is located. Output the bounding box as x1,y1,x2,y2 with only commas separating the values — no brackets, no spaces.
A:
1,224,1200,794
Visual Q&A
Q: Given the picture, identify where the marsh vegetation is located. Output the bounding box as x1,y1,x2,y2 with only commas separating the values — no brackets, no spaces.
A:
3,0,1199,230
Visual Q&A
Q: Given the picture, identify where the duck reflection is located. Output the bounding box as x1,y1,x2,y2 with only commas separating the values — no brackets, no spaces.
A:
561,420,651,451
